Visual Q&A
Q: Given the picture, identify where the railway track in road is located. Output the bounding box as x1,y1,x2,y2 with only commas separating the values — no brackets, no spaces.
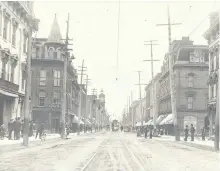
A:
79,134,149,171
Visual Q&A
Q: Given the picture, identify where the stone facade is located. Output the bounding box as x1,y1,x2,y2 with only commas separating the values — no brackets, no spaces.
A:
158,37,209,134
0,1,34,128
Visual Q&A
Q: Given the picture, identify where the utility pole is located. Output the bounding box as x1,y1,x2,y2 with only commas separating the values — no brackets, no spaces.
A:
77,60,87,135
23,15,39,146
143,40,160,129
134,71,147,129
131,91,134,129
156,5,181,141
84,75,91,132
60,13,72,139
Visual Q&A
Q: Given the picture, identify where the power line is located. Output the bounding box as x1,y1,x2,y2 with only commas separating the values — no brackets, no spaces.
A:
116,0,121,81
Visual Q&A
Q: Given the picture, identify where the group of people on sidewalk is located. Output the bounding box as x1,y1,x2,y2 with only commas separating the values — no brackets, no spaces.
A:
184,124,196,141
0,118,46,140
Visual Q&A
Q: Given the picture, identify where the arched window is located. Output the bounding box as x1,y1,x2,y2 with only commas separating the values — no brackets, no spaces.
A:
39,91,46,107
48,47,54,58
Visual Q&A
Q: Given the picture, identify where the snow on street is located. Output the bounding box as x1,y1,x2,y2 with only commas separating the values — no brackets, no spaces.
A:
0,131,219,171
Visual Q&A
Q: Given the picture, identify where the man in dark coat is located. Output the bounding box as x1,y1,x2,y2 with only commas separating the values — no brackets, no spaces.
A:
184,125,189,141
190,124,195,141
15,117,22,140
29,121,34,137
35,122,44,139
144,127,148,139
8,118,14,140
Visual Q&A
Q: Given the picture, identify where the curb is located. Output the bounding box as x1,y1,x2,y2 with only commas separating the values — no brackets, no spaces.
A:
153,136,216,152
177,141,215,152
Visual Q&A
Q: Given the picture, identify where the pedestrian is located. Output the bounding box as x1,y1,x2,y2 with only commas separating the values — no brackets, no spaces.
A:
35,122,44,139
201,126,205,141
149,127,153,139
184,125,189,141
190,124,195,141
21,119,24,137
29,121,34,137
13,118,17,140
144,127,148,139
0,124,6,139
15,117,22,140
8,118,14,140
120,125,123,132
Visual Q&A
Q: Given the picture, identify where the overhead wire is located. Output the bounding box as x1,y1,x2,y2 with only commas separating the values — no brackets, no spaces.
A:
116,0,121,81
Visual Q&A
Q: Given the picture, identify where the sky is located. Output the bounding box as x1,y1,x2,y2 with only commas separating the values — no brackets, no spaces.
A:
33,0,220,120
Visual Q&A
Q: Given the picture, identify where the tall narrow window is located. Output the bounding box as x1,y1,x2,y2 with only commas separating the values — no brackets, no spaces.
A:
23,34,28,53
12,21,18,46
187,96,193,109
48,48,54,58
57,49,60,59
10,63,15,83
39,69,46,86
36,47,40,58
39,91,46,107
53,69,61,86
53,91,60,107
188,75,194,87
3,16,9,40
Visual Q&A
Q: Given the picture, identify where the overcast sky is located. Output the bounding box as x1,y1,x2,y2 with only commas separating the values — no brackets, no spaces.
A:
34,0,219,120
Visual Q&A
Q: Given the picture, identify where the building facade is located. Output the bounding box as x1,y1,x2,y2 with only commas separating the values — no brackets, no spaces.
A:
159,37,209,134
0,1,34,127
203,11,219,136
31,15,79,132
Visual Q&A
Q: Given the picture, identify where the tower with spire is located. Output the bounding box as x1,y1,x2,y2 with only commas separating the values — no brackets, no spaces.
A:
31,14,79,133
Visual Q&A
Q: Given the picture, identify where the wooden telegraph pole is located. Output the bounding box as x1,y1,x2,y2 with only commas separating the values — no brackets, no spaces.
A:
134,71,147,130
60,14,73,139
143,40,160,129
156,5,181,141
23,15,39,146
77,60,87,135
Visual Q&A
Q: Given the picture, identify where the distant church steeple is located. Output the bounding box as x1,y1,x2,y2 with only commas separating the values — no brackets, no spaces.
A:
48,14,63,43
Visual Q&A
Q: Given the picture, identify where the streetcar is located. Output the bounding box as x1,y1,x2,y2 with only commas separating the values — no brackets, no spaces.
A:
111,119,119,131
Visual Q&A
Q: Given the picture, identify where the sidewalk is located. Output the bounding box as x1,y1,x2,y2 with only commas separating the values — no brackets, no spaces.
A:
0,130,98,147
155,135,216,151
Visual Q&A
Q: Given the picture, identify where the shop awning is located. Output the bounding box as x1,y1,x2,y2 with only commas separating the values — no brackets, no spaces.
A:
0,89,18,98
72,115,79,123
146,119,153,126
156,115,167,125
160,114,173,125
80,120,84,125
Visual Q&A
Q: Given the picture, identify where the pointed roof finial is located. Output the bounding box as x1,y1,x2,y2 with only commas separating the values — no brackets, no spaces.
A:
48,14,63,43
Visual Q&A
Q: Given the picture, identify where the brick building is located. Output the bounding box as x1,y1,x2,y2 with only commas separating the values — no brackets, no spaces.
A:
158,37,209,134
31,15,79,132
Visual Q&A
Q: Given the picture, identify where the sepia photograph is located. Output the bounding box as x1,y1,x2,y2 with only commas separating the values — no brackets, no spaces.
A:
0,0,219,170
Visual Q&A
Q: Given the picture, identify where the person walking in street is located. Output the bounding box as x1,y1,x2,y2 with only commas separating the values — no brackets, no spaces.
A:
149,127,153,139
190,124,195,141
29,121,34,137
14,117,22,140
144,127,148,139
8,118,14,140
120,125,123,132
35,122,44,139
184,125,189,141
201,126,205,141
